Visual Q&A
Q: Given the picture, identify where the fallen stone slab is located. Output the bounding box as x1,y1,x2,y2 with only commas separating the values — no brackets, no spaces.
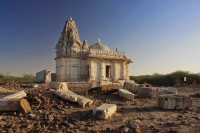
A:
158,95,192,109
118,89,134,100
93,104,117,119
54,90,93,108
0,99,31,113
0,91,26,99
27,83,38,88
49,81,68,90
123,81,139,93
138,87,165,98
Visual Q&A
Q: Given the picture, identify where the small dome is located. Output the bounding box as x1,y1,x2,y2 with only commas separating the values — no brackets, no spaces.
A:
89,38,110,51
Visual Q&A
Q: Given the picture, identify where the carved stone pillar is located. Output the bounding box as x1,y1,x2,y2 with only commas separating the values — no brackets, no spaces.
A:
113,61,118,81
122,61,126,80
100,61,104,80
89,61,94,81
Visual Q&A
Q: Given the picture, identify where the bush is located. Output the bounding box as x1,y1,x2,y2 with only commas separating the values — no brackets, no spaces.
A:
130,70,200,87
0,73,35,83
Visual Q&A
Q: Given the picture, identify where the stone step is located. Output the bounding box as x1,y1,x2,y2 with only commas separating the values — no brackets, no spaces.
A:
54,90,93,108
158,94,192,109
118,89,134,100
138,87,165,98
93,104,117,119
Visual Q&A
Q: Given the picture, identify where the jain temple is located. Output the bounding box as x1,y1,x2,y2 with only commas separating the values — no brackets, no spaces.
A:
54,17,132,83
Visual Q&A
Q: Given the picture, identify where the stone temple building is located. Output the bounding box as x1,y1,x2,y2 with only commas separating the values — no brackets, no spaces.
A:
55,17,132,82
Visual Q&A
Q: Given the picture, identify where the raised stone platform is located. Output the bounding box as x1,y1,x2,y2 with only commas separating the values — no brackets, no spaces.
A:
118,89,134,100
138,87,165,98
158,95,192,109
93,104,117,119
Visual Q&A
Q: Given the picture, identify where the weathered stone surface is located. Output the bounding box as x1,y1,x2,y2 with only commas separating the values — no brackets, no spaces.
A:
0,91,26,99
27,83,38,88
54,89,93,108
131,122,139,129
0,99,31,113
123,81,139,93
36,69,51,83
93,104,117,119
118,89,134,100
49,81,68,90
158,95,192,109
167,87,178,94
138,87,165,98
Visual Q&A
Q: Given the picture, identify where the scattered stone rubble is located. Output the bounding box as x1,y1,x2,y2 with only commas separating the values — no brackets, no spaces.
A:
118,89,134,100
0,82,198,132
158,94,192,109
93,104,117,119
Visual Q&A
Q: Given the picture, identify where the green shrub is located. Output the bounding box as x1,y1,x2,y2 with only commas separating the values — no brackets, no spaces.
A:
130,70,200,86
0,73,35,83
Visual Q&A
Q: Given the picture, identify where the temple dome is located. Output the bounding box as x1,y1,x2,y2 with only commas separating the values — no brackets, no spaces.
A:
89,38,110,51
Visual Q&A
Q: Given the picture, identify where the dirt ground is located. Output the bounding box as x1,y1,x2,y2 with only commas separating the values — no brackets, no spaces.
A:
0,83,200,133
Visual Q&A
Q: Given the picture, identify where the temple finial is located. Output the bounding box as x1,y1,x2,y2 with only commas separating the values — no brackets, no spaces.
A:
97,38,100,43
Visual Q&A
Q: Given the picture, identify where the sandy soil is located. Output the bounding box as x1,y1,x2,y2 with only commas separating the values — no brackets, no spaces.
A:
0,83,200,133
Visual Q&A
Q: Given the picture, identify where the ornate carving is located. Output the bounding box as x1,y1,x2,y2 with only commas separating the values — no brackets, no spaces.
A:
55,17,82,57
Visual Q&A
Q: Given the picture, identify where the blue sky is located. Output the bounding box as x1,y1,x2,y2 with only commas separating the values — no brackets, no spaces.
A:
0,0,200,76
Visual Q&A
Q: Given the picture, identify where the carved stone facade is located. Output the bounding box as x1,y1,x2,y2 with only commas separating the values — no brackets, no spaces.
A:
55,17,132,82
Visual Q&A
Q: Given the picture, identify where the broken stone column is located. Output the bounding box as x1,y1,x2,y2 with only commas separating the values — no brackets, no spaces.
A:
49,81,68,90
0,99,31,113
54,90,93,108
0,91,26,99
158,95,192,109
138,87,165,98
93,104,117,119
123,81,139,93
118,89,134,100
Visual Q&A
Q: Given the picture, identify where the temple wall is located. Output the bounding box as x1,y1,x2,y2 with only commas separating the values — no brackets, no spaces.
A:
56,57,87,82
88,58,126,81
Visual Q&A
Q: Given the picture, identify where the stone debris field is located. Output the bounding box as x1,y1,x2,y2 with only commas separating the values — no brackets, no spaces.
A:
0,82,200,133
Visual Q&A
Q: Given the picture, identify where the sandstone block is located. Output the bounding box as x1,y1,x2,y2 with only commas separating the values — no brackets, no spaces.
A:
138,87,165,98
158,95,192,109
54,90,93,108
123,81,139,93
49,81,68,90
93,104,117,119
118,89,134,100
36,69,51,83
